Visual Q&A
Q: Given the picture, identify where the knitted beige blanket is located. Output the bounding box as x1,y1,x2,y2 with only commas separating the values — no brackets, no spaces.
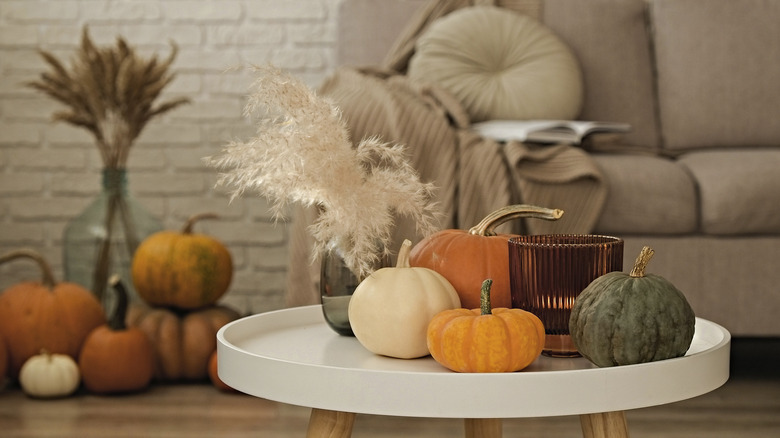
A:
285,0,607,307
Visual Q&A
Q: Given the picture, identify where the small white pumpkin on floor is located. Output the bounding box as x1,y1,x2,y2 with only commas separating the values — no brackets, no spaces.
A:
348,239,461,359
19,350,81,398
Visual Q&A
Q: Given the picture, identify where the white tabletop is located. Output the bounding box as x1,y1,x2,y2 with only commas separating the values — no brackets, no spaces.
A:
217,305,730,419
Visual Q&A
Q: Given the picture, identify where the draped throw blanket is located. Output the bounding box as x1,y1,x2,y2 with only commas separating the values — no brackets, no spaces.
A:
285,0,608,307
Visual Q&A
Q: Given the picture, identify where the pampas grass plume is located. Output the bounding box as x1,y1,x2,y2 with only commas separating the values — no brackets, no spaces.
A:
206,65,439,277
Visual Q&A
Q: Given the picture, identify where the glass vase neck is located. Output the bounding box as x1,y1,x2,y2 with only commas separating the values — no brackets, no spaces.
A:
102,168,128,194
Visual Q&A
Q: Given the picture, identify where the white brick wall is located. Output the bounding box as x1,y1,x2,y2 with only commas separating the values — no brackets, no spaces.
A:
0,0,343,315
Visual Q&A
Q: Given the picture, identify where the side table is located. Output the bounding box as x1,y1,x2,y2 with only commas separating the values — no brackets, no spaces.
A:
217,305,730,438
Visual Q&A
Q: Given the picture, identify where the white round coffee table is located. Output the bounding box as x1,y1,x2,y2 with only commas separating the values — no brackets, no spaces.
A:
217,305,730,438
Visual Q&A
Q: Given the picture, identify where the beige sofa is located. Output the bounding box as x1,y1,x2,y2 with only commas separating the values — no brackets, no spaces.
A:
287,0,780,337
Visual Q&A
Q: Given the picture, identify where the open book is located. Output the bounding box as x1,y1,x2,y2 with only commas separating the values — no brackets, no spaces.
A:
471,119,631,145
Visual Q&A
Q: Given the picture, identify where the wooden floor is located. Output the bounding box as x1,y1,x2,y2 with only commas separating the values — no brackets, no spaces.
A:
1,339,778,438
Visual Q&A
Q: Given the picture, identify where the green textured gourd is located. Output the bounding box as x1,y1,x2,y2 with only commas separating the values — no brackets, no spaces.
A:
569,246,695,367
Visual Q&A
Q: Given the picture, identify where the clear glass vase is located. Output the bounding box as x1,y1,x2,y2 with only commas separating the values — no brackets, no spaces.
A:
63,168,163,308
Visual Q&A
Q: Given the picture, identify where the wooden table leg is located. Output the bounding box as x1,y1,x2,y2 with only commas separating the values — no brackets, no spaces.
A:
464,418,502,438
307,408,356,438
580,411,629,438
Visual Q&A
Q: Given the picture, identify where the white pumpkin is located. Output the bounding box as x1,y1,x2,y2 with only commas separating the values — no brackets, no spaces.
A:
19,350,81,398
348,239,461,359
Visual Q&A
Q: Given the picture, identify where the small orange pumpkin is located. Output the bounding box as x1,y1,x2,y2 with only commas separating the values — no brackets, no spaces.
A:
79,276,155,394
410,205,563,309
131,212,233,310
125,304,240,381
427,279,545,373
0,249,106,378
0,335,9,385
208,350,237,393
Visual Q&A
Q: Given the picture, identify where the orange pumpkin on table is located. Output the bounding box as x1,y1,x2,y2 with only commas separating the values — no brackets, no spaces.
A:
0,249,106,378
410,204,563,309
131,212,233,310
427,279,545,373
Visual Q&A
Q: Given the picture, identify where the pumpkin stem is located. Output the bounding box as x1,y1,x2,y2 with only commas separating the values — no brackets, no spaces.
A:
0,249,57,289
108,274,129,331
468,205,563,236
629,246,655,278
480,279,493,315
182,212,220,234
396,239,413,268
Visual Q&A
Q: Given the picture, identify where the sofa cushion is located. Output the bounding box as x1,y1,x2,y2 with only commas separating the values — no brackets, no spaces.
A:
592,154,698,235
678,149,780,235
542,0,660,151
407,5,583,123
650,0,780,151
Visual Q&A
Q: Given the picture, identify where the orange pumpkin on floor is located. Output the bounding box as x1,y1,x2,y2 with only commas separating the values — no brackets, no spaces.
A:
126,304,240,381
79,276,155,394
131,212,233,310
427,279,545,373
0,249,106,378
208,350,237,393
410,205,563,309
0,335,9,385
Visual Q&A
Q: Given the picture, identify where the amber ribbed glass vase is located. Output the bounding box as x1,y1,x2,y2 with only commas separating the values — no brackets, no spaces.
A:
509,234,623,357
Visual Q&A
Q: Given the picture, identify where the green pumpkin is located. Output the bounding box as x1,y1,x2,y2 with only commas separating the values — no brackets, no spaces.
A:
569,246,695,367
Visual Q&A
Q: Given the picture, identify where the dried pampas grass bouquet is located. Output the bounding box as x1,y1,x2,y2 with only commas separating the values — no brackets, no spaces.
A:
206,65,439,278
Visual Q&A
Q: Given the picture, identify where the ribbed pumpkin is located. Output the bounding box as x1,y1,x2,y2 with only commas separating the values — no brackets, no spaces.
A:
79,276,155,394
410,205,563,309
125,304,240,381
427,279,545,373
348,239,461,359
132,212,233,310
569,246,696,367
0,250,106,378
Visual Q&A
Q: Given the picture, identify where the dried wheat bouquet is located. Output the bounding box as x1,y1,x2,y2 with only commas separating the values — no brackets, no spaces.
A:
206,65,439,277
26,26,189,169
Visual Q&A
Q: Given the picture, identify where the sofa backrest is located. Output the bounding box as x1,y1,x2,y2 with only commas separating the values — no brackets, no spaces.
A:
334,0,780,152
541,0,660,150
336,0,428,67
649,0,780,151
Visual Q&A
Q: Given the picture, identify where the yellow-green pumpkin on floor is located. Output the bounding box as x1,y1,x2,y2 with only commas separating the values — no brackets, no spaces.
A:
131,212,232,310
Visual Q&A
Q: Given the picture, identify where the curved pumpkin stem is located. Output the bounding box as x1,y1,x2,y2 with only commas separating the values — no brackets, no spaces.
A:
629,246,655,278
0,249,57,289
480,279,493,315
396,239,412,268
468,204,564,237
108,274,129,331
182,212,220,234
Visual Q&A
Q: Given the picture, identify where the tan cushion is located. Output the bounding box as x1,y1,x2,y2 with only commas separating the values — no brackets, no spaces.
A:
678,149,780,235
541,0,660,151
592,154,698,235
407,5,583,122
650,0,780,151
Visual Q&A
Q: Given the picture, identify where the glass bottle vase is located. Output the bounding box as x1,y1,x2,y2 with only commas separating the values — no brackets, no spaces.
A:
63,168,163,308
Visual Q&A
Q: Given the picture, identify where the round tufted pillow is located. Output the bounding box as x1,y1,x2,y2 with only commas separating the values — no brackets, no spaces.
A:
407,6,583,123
